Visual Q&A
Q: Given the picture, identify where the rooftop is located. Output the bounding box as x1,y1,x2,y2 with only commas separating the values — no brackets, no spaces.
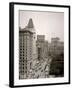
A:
19,18,35,33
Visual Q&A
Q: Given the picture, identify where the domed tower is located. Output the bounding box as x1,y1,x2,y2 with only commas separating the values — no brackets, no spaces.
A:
19,18,37,79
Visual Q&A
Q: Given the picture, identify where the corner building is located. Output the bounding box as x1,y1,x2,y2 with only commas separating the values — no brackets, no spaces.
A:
19,18,36,79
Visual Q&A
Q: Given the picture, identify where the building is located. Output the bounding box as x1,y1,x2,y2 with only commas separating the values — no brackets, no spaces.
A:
36,35,48,60
34,35,51,78
48,37,64,77
49,37,64,56
19,18,37,79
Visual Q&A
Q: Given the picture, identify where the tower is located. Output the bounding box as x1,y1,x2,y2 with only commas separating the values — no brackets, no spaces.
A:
19,18,36,79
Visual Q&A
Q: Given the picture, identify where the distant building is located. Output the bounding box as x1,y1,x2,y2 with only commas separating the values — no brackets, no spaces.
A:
49,37,64,56
37,35,45,42
49,37,64,77
36,35,48,60
51,37,60,44
19,18,37,79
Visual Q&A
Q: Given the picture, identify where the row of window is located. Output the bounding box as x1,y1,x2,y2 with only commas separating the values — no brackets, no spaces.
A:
19,37,33,39
19,64,26,67
19,71,27,74
19,66,27,69
19,50,32,54
19,64,27,66
19,36,33,39
19,57,32,60
19,67,27,70
20,57,27,60
19,34,33,37
19,45,32,48
20,56,32,60
19,48,32,51
19,51,32,54
19,64,27,68
19,60,27,62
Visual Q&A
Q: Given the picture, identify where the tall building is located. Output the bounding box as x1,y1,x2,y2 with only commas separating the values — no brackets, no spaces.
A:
49,37,64,55
36,35,51,78
19,18,37,79
36,35,48,60
49,37,64,77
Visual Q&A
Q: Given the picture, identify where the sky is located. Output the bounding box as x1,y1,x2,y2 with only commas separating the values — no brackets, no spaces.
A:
19,10,64,42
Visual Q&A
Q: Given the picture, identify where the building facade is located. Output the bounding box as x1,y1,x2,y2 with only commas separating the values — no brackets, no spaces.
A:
19,18,37,79
48,37,64,77
49,37,64,56
36,35,48,60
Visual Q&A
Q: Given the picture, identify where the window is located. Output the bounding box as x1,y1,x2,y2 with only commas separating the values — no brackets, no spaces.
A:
20,54,22,56
20,57,22,59
23,67,24,69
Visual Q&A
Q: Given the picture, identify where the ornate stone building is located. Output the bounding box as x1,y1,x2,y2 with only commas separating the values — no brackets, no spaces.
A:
19,18,37,79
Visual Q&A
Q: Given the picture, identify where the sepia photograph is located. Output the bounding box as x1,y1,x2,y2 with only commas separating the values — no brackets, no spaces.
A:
19,11,64,79
9,2,70,87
